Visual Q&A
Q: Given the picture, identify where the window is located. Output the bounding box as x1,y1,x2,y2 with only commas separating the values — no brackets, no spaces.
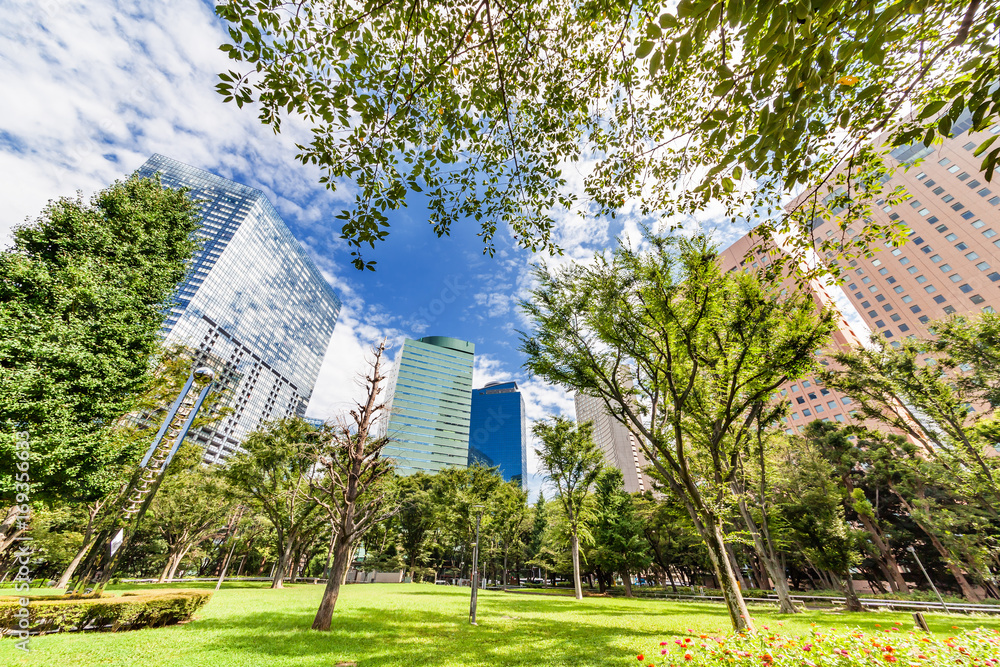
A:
887,276,896,284
970,294,986,304
944,305,957,314
907,266,918,274
956,242,969,251
924,285,937,293
841,397,852,405
952,202,965,211
984,229,997,239
916,275,928,283
921,245,933,253
912,236,924,244
938,158,951,166
868,310,877,318
948,165,960,174
934,295,947,303
988,272,1000,282
931,254,943,263
790,384,798,392
872,259,882,267
969,179,982,188
835,414,846,423
815,404,824,413
990,196,1000,205
945,233,958,242
876,294,886,302
910,200,922,208
891,248,902,256
978,188,992,197
802,380,812,388
916,172,926,180
880,268,890,276
972,220,985,228
949,273,962,282
942,194,954,203
861,276,871,284
957,172,970,181
827,401,837,410
869,286,878,293
861,300,871,308
884,330,894,338
919,208,930,216
899,257,910,265
928,216,939,223
902,295,913,303
961,211,975,219
848,283,857,290
965,251,980,260
910,305,922,313
890,314,901,322
940,264,952,272
899,324,909,332
959,283,973,293
893,286,904,293
803,409,812,417
919,315,930,324
964,141,977,150
936,224,949,232
883,304,893,311
976,261,990,271
790,413,798,421
875,320,886,328
933,186,945,195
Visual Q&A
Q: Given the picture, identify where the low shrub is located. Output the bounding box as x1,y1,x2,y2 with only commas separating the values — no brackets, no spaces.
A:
0,589,212,636
636,625,1000,666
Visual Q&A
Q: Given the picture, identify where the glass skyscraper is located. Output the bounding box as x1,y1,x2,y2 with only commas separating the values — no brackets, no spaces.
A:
135,154,341,463
383,336,474,474
468,381,527,488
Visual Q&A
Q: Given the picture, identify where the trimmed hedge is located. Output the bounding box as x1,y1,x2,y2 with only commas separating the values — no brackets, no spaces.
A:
0,589,212,636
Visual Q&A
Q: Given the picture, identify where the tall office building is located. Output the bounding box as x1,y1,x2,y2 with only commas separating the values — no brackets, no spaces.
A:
467,381,527,487
719,234,868,434
383,336,475,474
801,122,1000,340
574,392,650,494
136,154,341,463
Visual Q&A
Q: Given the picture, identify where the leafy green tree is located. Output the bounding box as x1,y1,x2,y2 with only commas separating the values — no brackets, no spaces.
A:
0,175,200,502
821,335,1000,511
215,1,997,272
147,464,233,583
527,491,548,566
521,235,835,631
492,480,529,590
395,472,435,579
532,416,603,600
927,312,1000,408
633,491,713,593
592,468,651,597
220,417,321,589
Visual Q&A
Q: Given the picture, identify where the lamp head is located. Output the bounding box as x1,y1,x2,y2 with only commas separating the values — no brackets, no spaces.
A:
194,367,216,382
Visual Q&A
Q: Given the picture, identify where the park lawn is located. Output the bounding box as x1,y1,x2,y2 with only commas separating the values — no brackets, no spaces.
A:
1,583,996,667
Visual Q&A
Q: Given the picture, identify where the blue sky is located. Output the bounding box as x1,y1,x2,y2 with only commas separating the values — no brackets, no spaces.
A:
0,0,771,493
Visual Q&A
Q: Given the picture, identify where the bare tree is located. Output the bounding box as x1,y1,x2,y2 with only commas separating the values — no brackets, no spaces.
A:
307,341,400,631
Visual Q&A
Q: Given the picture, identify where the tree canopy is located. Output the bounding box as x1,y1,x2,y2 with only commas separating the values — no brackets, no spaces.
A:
216,0,999,270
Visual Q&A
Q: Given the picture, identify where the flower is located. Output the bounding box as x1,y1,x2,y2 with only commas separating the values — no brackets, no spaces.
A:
803,644,813,652
761,654,773,664
684,653,693,661
637,656,644,662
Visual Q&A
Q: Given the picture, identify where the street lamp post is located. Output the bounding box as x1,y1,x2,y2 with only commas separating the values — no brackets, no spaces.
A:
907,545,950,613
470,504,485,625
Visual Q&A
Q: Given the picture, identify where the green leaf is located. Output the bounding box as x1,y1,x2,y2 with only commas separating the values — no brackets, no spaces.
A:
635,41,655,59
972,135,997,157
919,100,947,120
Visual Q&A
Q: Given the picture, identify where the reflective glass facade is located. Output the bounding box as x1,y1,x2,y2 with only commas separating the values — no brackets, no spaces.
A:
136,154,341,463
468,381,527,488
383,336,474,474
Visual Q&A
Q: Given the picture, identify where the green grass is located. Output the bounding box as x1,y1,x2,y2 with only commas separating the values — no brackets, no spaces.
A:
1,582,996,666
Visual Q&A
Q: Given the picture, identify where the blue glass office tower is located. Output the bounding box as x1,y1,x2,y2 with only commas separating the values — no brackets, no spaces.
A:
383,336,475,474
136,154,341,463
468,381,527,488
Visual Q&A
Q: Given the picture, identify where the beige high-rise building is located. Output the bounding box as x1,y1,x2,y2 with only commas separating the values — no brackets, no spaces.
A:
574,392,651,494
802,122,1000,339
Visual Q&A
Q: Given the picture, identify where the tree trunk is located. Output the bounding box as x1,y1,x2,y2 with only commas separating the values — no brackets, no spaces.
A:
842,574,864,612
272,533,295,589
503,550,509,591
622,569,633,597
570,532,583,600
854,512,908,593
733,497,798,613
703,520,755,632
725,541,750,591
166,544,192,582
312,534,353,631
56,536,96,589
157,551,177,584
